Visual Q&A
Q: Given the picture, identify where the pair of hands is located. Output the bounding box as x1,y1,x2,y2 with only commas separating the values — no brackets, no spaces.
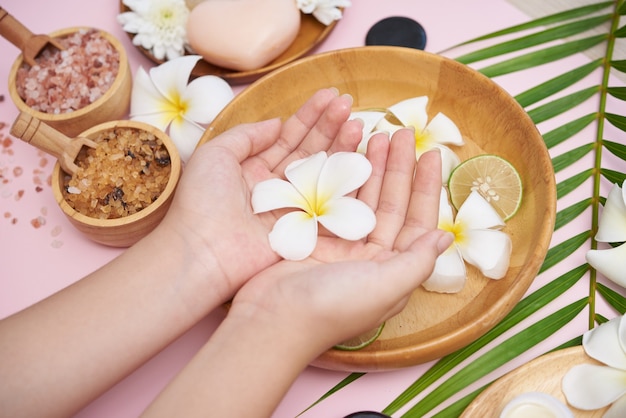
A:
160,88,451,353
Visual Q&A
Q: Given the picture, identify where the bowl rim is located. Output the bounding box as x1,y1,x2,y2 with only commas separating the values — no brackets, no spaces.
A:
8,26,129,122
51,120,181,226
201,45,557,371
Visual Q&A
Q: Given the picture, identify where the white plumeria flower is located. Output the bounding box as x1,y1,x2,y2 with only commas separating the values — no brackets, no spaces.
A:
251,151,375,261
118,0,189,61
422,188,511,293
376,96,464,182
130,55,234,162
296,0,351,25
586,180,626,287
562,314,626,417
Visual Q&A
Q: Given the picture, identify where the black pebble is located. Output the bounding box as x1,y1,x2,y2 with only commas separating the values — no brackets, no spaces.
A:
365,16,427,50
343,412,391,418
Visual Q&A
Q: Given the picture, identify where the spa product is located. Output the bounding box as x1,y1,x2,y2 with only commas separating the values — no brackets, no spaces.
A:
186,0,301,71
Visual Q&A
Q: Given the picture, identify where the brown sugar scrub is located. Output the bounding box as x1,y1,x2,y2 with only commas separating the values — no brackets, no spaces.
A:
15,28,119,114
62,127,171,219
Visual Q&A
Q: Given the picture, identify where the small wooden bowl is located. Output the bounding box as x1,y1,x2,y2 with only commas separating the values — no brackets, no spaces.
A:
200,46,556,372
8,27,131,137
51,120,181,247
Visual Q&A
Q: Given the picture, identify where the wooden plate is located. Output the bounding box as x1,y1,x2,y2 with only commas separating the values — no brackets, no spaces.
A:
461,346,609,417
200,46,556,371
119,2,337,84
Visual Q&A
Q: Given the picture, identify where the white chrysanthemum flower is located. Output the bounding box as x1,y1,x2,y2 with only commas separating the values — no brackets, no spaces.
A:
118,0,189,61
129,55,234,162
252,151,375,260
296,0,351,25
586,180,626,287
562,314,626,417
422,188,511,293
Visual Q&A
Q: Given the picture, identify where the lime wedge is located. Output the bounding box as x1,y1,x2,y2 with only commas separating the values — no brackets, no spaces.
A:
448,154,523,221
334,323,385,351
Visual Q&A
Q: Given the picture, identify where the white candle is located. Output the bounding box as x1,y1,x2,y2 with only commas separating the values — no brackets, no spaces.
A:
500,392,574,418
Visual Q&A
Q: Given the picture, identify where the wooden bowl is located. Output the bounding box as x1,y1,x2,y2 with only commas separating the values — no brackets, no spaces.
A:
8,27,131,137
51,120,181,247
200,46,556,371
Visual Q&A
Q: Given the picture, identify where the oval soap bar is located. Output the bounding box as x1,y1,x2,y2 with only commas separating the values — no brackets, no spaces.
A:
187,0,301,71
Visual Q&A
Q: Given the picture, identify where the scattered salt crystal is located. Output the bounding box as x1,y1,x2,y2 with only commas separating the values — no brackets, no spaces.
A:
67,186,81,194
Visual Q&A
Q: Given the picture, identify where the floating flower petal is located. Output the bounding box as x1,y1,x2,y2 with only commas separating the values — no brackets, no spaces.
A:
129,55,234,162
349,110,386,153
423,189,511,293
252,151,375,260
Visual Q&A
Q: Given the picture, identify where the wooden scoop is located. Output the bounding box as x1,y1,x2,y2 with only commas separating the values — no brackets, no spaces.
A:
0,7,64,67
11,112,97,175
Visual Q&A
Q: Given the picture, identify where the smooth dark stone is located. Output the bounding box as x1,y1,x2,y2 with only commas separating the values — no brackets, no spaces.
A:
365,16,427,50
343,411,391,418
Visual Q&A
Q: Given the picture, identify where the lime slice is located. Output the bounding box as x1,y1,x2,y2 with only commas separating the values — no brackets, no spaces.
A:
448,154,522,221
334,323,385,351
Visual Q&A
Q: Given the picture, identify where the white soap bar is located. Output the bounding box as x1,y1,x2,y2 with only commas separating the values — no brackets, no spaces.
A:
187,0,301,71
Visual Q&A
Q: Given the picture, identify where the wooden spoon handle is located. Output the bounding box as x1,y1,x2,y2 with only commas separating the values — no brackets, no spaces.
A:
10,112,82,175
0,7,33,52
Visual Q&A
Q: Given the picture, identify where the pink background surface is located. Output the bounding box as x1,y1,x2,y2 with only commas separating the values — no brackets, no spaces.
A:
1,1,624,417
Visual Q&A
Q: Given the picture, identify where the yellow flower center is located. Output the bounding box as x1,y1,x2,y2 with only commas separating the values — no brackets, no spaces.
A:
414,129,432,152
163,89,189,122
440,219,466,246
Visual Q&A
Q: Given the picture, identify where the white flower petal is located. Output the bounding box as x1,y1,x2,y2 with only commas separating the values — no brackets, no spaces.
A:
285,152,327,208
317,197,375,240
437,187,455,226
562,364,626,410
350,111,386,153
455,191,505,230
604,393,626,418
350,111,386,134
586,243,626,288
422,246,466,293
423,112,464,146
129,66,172,120
596,182,626,242
149,55,201,105
375,118,404,136
269,211,318,260
582,316,626,370
318,152,372,199
460,229,511,279
251,178,309,214
387,96,429,130
130,112,172,134
183,75,234,124
168,117,205,162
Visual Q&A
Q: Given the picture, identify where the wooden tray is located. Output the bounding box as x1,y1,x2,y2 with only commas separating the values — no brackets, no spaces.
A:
462,346,609,417
119,2,337,84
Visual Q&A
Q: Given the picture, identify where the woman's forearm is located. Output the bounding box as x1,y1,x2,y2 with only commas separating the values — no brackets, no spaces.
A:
141,307,317,418
0,224,227,418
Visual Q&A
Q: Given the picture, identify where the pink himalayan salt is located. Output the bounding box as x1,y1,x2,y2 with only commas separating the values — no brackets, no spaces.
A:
16,29,119,114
